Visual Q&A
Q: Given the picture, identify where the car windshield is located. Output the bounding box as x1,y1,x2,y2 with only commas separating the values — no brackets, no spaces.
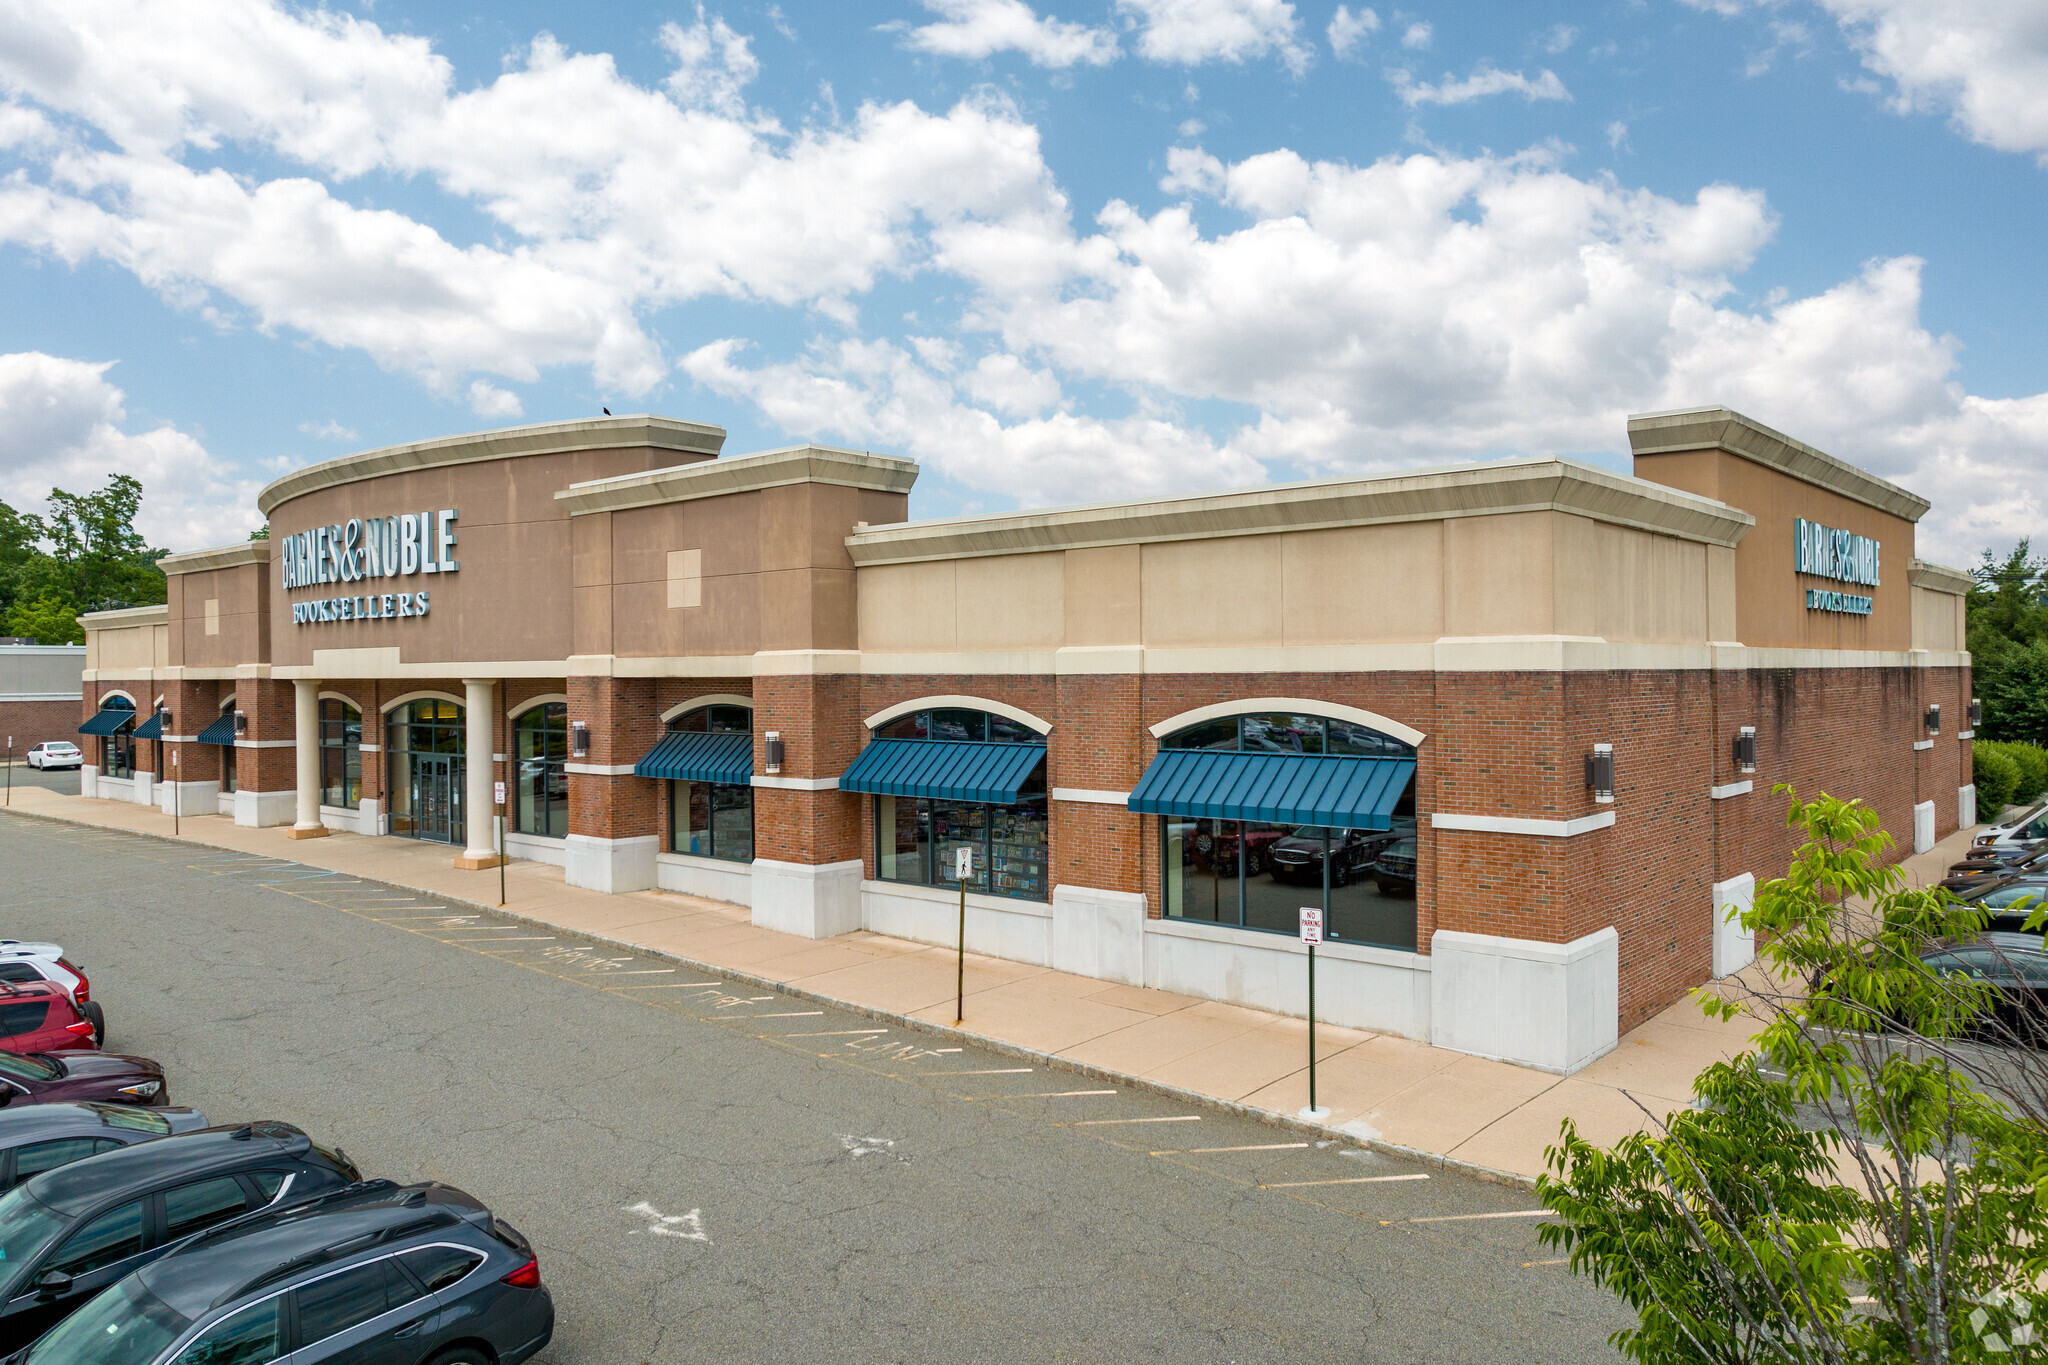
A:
1385,839,1416,857
82,1105,171,1137
1982,885,2048,910
0,1184,74,1298
0,1052,62,1083
23,1278,189,1365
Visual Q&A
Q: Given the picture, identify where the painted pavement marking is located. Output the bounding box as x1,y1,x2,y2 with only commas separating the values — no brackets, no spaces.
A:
1152,1143,1309,1155
1259,1174,1430,1189
986,1090,1118,1099
624,1201,709,1243
1069,1116,1201,1127
787,1029,890,1037
1385,1209,1550,1225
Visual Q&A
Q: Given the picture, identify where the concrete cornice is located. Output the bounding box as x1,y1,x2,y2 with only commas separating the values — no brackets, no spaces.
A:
77,604,169,630
157,540,271,576
1908,558,1973,596
1627,406,1931,522
845,456,1753,567
555,444,919,516
257,415,728,517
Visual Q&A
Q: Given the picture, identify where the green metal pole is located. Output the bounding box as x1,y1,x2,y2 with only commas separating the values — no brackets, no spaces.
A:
1308,944,1317,1114
955,877,966,1024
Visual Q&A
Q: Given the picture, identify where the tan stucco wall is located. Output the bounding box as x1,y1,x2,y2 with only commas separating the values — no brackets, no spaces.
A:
857,507,1720,653
87,623,167,673
1634,449,1916,651
1912,585,1966,652
168,561,268,670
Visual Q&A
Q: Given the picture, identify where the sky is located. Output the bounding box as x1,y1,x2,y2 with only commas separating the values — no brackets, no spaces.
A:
0,0,2043,567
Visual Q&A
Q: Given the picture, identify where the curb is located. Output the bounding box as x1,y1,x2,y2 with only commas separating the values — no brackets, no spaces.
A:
0,805,1543,1194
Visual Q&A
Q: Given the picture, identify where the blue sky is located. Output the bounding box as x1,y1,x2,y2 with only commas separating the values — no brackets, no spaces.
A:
0,0,2042,563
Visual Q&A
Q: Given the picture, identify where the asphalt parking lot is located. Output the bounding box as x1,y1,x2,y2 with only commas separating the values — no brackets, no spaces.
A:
0,811,1631,1362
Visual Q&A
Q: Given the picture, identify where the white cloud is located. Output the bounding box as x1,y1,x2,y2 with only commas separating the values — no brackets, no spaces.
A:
296,419,356,441
0,352,260,549
1387,63,1570,107
892,0,1120,68
963,352,1063,417
466,380,523,419
659,8,762,118
1327,5,1380,60
1116,0,1311,72
1607,119,1629,150
1540,23,1577,54
1401,21,1432,49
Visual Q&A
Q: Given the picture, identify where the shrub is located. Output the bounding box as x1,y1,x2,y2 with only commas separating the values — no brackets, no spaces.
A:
1973,742,2019,815
2009,741,2048,801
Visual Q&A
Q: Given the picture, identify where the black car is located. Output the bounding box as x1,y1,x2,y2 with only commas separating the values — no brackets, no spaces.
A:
1267,826,1400,887
0,1122,360,1351
0,1105,209,1192
1957,877,2048,931
1369,837,1418,895
8,1181,553,1365
1921,932,2048,1045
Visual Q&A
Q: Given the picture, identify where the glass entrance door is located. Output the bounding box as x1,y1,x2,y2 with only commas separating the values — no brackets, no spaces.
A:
408,754,464,846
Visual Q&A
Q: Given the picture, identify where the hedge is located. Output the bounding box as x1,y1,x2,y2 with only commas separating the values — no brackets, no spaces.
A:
1974,739,2048,817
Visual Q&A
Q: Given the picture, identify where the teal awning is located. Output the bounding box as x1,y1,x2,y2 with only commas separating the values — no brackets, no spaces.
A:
1128,750,1415,829
197,714,237,746
131,712,163,740
78,707,134,737
634,730,752,784
839,739,1046,804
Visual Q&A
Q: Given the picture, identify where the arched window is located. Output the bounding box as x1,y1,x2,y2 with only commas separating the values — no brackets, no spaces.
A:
386,699,465,843
1156,710,1418,951
868,709,1048,902
319,700,362,809
218,698,238,794
667,705,753,863
514,703,568,839
94,697,137,779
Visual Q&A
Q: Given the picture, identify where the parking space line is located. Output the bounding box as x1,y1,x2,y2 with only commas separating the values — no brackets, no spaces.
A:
932,1068,1032,1075
986,1090,1117,1098
1260,1174,1430,1189
1152,1143,1308,1155
598,968,677,975
746,1011,825,1018
1386,1210,1548,1225
1070,1116,1201,1127
604,981,725,990
788,1029,890,1037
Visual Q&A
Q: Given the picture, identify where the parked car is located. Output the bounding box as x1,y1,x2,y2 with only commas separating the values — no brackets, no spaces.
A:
19,747,78,773
1191,825,1288,877
1973,803,2048,855
1920,932,2048,1044
0,987,96,1058
0,946,102,1047
0,1122,361,1351
1267,826,1402,887
7,1181,553,1365
0,1105,209,1193
0,1051,167,1110
1369,837,1418,895
1959,877,2048,931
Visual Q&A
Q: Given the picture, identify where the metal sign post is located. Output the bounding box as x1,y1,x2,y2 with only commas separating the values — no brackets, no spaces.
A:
170,748,179,836
4,737,10,808
494,779,507,907
1299,906,1328,1121
955,845,972,1024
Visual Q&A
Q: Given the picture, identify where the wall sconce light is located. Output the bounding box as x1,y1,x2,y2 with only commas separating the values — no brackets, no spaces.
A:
1585,742,1615,803
1732,725,1756,775
1925,703,1941,736
764,731,785,775
157,708,172,737
233,711,248,736
571,721,590,756
1969,697,1982,729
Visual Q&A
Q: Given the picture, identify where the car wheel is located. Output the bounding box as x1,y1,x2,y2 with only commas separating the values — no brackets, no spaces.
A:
81,1002,104,1047
1244,850,1263,877
426,1349,492,1365
1373,878,1391,894
1332,860,1350,888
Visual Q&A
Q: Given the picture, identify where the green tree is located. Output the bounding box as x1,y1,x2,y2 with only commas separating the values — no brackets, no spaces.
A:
1968,543,2048,744
1536,790,2048,1363
0,498,38,625
3,588,84,645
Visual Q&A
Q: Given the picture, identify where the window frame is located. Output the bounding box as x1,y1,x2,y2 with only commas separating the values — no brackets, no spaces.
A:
868,709,1049,903
665,706,754,863
318,699,362,811
513,702,569,841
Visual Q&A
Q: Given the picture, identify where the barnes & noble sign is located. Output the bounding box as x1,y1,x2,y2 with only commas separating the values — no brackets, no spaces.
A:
1795,516,1878,616
281,509,460,626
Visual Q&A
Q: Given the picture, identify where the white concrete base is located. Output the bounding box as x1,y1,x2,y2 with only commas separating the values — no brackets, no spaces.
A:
505,832,568,870
131,772,153,807
235,789,296,828
1051,885,1146,987
564,834,659,894
159,780,219,817
1913,799,1936,855
1711,872,1756,979
654,851,750,906
1960,783,1977,832
216,791,234,816
319,803,375,836
359,798,382,837
861,880,1051,964
1428,927,1619,1075
1146,916,1432,1040
753,858,863,939
79,765,97,798
93,774,135,803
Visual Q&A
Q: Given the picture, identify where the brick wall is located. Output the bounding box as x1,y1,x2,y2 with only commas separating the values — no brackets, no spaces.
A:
0,700,87,757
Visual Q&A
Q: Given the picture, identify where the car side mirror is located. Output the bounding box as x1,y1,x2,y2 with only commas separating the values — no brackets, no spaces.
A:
33,1270,72,1299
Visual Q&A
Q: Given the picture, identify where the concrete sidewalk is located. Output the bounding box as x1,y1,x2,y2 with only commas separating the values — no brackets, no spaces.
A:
0,786,1986,1186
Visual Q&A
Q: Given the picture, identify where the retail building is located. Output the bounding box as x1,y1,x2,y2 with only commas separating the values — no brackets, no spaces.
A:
74,408,1974,1073
0,642,85,756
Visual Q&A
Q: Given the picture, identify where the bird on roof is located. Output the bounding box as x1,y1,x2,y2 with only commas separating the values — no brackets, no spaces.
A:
602,407,611,415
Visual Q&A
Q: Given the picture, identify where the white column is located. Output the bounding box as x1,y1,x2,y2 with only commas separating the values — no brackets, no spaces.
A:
289,680,327,839
459,678,500,868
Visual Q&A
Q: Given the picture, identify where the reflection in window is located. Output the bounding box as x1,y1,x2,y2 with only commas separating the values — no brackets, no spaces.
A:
667,705,754,862
385,700,465,842
96,698,137,780
218,699,237,794
319,699,362,809
871,709,1048,901
1159,710,1419,951
515,703,568,839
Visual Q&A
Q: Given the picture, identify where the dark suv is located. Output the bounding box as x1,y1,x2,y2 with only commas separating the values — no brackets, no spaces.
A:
9,1182,553,1365
0,1122,359,1351
1267,827,1401,887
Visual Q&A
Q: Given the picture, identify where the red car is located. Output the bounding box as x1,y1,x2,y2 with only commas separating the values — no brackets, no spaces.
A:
0,983,97,1056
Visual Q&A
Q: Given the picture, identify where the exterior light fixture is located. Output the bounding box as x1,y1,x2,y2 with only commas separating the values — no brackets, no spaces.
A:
1925,704,1941,736
158,708,172,736
764,731,784,775
571,721,590,756
233,711,248,736
1732,725,1757,775
1969,697,1982,729
1585,743,1615,804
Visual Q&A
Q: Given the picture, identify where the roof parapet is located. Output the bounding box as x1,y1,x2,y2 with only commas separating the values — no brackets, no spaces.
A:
556,444,918,516
1627,406,1931,522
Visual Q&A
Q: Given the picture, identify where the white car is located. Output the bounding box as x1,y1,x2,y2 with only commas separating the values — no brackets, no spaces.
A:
0,942,103,1044
23,741,81,770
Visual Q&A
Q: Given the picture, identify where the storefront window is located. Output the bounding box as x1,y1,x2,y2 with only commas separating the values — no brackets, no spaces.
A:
385,699,464,843
219,699,237,794
319,699,361,809
96,699,136,779
666,705,753,862
514,703,568,839
1158,712,1419,950
871,709,1048,902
